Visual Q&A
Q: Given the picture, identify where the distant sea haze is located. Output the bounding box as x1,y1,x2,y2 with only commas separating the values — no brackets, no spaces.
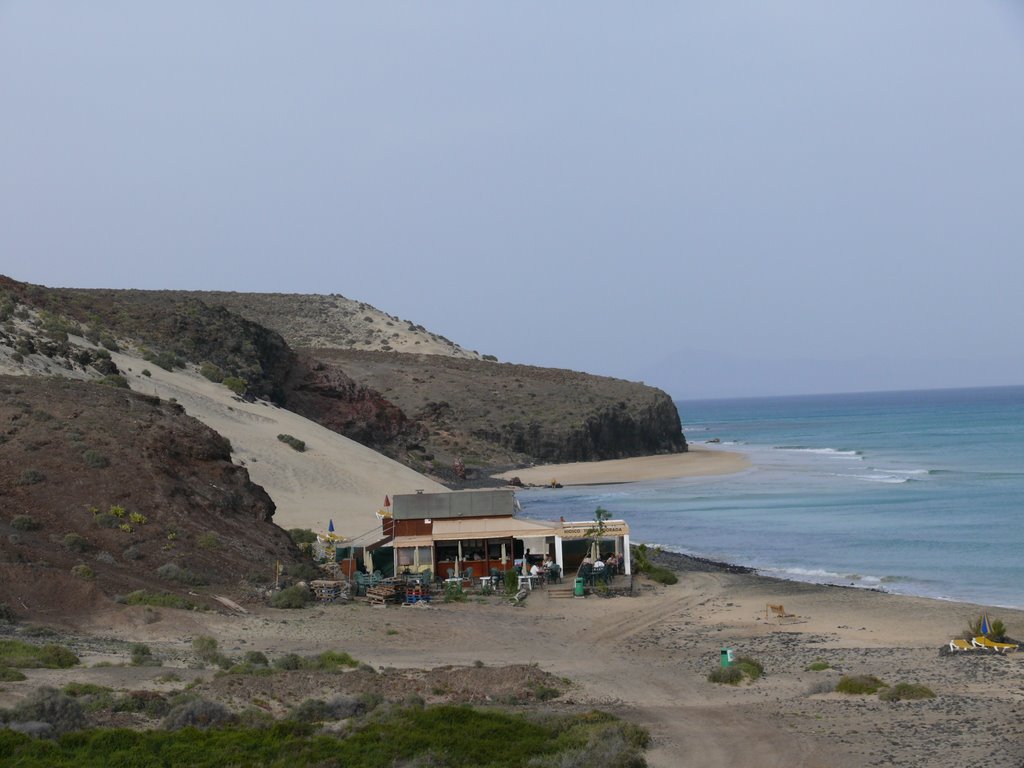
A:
518,385,1024,609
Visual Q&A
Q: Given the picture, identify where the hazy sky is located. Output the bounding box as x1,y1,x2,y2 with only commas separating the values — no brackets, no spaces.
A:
2,3,1022,399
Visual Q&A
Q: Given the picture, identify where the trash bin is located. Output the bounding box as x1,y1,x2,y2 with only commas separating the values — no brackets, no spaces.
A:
574,577,585,597
720,647,735,667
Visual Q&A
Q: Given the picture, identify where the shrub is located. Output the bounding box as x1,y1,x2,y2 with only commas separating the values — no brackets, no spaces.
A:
806,660,831,672
199,362,223,382
141,369,152,377
836,675,888,695
0,667,27,681
62,682,112,698
222,377,247,396
192,636,221,663
114,690,171,717
81,449,109,469
272,653,304,671
11,515,41,531
99,374,129,388
9,686,86,735
287,528,318,546
968,614,1009,642
130,643,160,666
288,695,364,723
197,532,219,549
879,683,936,702
94,513,121,529
243,651,269,667
122,546,142,561
443,581,467,603
156,563,207,586
806,678,837,695
645,565,678,585
121,591,196,610
63,533,89,553
270,586,312,609
277,434,306,452
15,469,45,486
708,666,744,685
0,603,17,623
71,564,95,581
310,651,359,671
733,656,764,682
162,698,235,731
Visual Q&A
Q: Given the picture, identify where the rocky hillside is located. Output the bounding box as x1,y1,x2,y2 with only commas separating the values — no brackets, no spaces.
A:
162,290,483,359
0,375,305,620
0,276,686,481
0,277,422,462
310,349,686,474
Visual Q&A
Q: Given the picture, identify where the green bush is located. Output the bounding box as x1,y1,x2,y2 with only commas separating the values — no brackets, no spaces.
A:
63,533,89,553
15,470,45,486
130,643,160,666
0,666,27,681
708,666,744,685
81,449,109,469
9,686,86,735
645,565,679,585
63,682,113,698
243,651,269,667
98,374,129,389
270,586,312,609
222,376,247,396
806,660,831,672
879,683,936,702
277,434,306,452
114,690,171,717
121,590,197,611
156,563,207,586
192,635,221,663
199,362,223,382
287,528,318,546
11,515,41,531
0,641,78,670
968,614,1009,642
162,698,236,731
443,581,467,603
836,675,888,695
71,564,95,581
733,656,764,682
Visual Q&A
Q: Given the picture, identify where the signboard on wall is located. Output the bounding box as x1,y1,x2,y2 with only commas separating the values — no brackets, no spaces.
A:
559,521,629,540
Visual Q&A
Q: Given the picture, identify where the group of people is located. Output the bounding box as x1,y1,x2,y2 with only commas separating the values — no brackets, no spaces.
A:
579,552,620,584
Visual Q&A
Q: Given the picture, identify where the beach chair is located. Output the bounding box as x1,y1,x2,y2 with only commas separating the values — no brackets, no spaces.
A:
949,638,977,652
972,636,1019,652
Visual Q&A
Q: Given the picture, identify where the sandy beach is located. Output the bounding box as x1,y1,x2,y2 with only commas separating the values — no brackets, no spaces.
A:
4,554,1022,767
492,446,750,486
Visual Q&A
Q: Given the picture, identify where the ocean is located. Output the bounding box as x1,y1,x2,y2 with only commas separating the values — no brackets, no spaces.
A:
516,385,1024,609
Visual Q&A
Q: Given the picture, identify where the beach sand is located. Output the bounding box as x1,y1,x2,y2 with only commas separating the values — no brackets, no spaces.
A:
6,556,1022,768
492,446,750,486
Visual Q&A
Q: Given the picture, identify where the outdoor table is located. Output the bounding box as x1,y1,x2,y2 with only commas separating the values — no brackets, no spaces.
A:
518,575,537,591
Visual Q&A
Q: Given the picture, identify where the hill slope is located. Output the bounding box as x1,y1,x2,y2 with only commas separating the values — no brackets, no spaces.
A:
0,375,305,619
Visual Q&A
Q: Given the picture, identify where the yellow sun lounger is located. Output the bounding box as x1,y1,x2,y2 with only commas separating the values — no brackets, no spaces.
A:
972,636,1019,652
949,638,977,652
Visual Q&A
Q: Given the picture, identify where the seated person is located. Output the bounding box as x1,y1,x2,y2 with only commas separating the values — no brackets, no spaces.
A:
529,562,542,578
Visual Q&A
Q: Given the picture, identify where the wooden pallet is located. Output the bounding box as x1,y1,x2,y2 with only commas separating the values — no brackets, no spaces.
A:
366,583,404,605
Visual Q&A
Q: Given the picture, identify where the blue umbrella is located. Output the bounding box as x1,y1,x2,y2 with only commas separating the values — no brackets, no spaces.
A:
328,519,335,534
980,614,990,636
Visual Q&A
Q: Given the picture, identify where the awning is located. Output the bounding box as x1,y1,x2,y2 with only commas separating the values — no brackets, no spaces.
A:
431,517,559,540
391,535,435,548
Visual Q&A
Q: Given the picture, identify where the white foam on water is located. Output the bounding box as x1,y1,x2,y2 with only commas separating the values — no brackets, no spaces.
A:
774,446,863,460
853,473,911,484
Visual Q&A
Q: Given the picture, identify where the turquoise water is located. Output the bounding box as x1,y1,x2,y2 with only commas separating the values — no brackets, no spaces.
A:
517,386,1024,608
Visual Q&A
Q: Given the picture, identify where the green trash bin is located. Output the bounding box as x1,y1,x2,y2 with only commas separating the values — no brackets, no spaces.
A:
720,647,735,667
574,577,585,597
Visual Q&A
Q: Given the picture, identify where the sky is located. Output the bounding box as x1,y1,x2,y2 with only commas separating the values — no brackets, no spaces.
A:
2,3,1023,399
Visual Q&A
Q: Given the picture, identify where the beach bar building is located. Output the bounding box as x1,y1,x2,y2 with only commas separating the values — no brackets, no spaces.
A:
384,489,632,580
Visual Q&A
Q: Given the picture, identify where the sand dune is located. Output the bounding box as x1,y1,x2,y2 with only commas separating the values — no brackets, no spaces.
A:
109,349,447,539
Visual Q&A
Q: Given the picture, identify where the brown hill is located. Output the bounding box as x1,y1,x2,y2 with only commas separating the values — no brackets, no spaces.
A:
0,375,304,621
309,349,686,477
